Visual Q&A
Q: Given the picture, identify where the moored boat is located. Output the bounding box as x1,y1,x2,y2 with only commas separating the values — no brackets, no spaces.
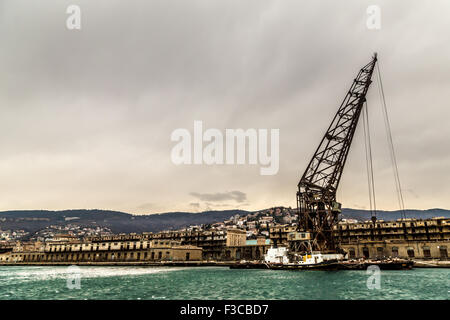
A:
263,246,345,270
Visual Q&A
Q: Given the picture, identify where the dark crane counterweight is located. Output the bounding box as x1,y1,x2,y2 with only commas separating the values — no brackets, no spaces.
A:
297,54,378,253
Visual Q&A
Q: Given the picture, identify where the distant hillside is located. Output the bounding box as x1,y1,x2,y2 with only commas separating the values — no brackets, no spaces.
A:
0,208,449,237
0,209,250,235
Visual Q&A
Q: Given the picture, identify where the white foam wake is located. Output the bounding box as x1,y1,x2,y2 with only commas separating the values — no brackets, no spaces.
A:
0,266,183,282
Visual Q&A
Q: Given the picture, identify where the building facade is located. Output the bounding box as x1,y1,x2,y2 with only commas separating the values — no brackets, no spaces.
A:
0,227,259,263
0,238,202,263
335,217,449,260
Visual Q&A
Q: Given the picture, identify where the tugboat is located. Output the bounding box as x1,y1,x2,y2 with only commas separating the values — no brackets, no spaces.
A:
264,245,345,270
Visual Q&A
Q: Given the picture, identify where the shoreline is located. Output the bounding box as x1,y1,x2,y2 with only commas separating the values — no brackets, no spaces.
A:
1,259,449,268
0,261,235,267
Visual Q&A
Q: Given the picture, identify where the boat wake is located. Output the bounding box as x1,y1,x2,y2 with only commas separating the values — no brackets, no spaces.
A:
0,266,183,282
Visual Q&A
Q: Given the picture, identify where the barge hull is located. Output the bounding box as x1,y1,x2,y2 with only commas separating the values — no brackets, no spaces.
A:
229,260,414,270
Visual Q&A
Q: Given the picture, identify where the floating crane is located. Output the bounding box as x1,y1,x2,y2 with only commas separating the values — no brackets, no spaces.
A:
296,54,378,253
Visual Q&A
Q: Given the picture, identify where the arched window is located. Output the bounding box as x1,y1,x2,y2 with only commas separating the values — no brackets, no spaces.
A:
376,247,384,258
422,246,431,258
439,246,447,259
391,247,399,257
362,247,370,259
348,248,356,259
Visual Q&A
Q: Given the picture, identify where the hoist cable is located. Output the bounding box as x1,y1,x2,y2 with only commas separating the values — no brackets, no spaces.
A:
376,62,407,219
362,102,377,218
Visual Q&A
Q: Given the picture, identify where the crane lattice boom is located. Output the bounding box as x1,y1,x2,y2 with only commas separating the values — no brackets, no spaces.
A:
297,54,377,252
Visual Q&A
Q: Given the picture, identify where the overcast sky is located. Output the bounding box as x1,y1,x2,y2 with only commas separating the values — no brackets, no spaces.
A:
0,0,449,213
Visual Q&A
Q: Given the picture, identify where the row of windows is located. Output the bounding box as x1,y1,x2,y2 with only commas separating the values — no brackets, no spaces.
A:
47,241,177,252
348,246,448,259
339,220,448,229
3,250,183,262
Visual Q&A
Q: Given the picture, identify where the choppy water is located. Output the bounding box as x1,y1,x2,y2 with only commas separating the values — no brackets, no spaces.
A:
0,266,448,300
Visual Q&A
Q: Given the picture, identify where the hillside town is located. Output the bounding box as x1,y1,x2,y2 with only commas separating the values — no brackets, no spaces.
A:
0,224,113,242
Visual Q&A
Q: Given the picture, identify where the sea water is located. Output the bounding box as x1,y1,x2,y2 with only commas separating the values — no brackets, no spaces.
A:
0,266,448,300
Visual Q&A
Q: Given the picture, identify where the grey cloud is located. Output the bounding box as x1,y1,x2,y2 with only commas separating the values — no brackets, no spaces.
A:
189,202,200,208
190,191,247,203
